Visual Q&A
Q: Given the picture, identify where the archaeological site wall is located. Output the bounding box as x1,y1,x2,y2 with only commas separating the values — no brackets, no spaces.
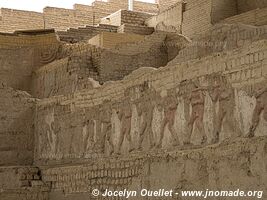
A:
43,6,94,31
211,0,238,23
0,8,44,33
145,2,183,33
88,32,145,49
99,9,122,27
117,24,154,35
57,24,118,44
34,36,267,163
100,10,154,27
182,0,267,37
0,86,35,166
1,0,267,199
157,0,180,12
171,24,267,64
236,0,267,13
149,0,267,38
0,0,158,33
38,137,267,200
133,0,158,14
0,166,49,200
31,33,267,199
221,7,267,26
211,0,267,23
1,0,267,37
178,0,218,37
32,32,186,98
94,32,187,83
32,58,77,99
0,31,60,92
32,43,101,98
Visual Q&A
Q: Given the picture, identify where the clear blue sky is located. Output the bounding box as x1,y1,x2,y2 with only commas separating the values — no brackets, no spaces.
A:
0,0,155,12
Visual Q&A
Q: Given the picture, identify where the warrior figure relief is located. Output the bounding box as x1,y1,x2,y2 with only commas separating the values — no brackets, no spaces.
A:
209,77,239,143
187,85,207,145
82,110,95,153
136,94,156,150
99,103,114,154
42,122,51,154
44,120,59,155
247,88,267,137
117,98,134,154
157,93,180,148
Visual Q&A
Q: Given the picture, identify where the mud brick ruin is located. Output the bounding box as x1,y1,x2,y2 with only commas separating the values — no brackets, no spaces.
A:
0,0,267,199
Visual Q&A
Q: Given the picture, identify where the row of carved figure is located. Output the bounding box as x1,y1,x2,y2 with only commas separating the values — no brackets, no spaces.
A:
40,75,267,156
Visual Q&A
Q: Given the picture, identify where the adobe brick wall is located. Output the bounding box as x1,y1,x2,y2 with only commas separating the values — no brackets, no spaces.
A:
2,2,267,200
57,24,118,43
88,32,145,49
211,0,238,23
134,0,159,13
33,37,267,164
32,32,173,98
32,58,75,98
182,0,213,37
172,24,267,64
43,5,94,31
0,8,44,33
237,0,267,13
145,2,183,32
180,0,267,38
36,137,267,199
32,44,101,98
99,10,122,26
211,0,267,24
117,24,154,35
221,7,267,26
0,166,48,199
100,10,154,27
120,10,154,26
1,0,267,35
0,32,60,92
157,0,180,12
0,86,35,166
20,25,266,199
0,0,159,33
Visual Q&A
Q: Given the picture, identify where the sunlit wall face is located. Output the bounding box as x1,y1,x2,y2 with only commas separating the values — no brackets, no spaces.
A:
0,0,156,12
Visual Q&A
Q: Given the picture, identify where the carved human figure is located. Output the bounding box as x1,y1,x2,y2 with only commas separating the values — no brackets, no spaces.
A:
136,93,156,150
44,120,59,155
117,97,134,154
187,85,207,145
178,80,192,132
52,121,60,154
247,88,267,137
98,102,114,154
209,76,239,143
157,92,180,148
82,109,95,153
42,122,51,154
